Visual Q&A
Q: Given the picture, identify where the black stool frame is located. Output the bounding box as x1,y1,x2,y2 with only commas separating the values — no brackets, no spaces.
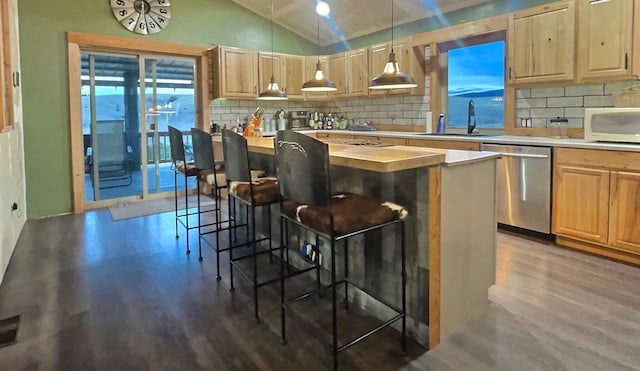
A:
191,128,238,278
221,130,316,322
274,131,407,371
168,126,199,255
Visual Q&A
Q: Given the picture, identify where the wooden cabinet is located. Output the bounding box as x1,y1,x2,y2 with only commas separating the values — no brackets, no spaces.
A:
347,48,369,97
258,52,283,96
304,56,331,100
553,148,640,262
283,55,305,99
406,138,480,151
508,0,576,84
368,37,425,96
329,53,347,97
576,0,634,81
553,165,610,244
210,47,257,99
0,0,14,132
609,171,640,253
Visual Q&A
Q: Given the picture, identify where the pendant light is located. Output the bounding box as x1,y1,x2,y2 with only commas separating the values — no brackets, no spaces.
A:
300,15,337,92
369,0,418,90
258,0,288,100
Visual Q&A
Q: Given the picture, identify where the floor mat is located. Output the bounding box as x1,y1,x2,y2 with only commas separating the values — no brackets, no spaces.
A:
108,197,216,221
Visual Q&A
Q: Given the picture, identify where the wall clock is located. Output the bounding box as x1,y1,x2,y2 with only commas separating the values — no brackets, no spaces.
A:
110,0,171,35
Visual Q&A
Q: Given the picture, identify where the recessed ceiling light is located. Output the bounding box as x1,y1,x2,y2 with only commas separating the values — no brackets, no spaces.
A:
316,1,330,17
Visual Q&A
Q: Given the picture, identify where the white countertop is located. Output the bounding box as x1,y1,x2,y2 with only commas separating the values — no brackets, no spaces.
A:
303,130,640,152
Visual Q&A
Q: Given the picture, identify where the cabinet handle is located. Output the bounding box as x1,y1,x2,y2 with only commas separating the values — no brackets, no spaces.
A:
508,66,512,80
625,52,628,70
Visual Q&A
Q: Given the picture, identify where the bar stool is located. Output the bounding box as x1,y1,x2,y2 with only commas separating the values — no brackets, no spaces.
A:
221,129,313,322
274,130,407,371
190,128,230,276
168,126,199,254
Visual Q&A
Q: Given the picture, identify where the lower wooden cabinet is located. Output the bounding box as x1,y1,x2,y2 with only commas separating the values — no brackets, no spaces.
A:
553,165,610,244
553,148,640,262
407,138,480,151
609,171,640,253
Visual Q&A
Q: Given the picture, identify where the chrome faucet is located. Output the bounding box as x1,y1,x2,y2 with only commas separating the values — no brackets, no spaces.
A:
467,99,477,134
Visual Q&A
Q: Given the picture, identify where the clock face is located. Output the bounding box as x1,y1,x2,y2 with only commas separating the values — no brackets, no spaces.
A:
110,0,171,35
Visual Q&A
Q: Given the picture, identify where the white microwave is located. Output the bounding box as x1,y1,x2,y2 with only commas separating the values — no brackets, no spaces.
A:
584,108,640,143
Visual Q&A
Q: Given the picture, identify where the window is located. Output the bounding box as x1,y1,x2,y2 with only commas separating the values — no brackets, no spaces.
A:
439,34,505,131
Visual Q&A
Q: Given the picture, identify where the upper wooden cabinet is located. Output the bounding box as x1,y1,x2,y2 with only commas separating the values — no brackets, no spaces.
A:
258,52,284,97
347,48,369,97
368,37,425,96
577,0,634,81
304,56,331,100
210,46,258,99
282,55,305,99
329,53,347,97
508,0,576,84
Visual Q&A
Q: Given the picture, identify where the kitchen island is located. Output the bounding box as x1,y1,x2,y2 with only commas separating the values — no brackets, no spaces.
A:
217,135,499,347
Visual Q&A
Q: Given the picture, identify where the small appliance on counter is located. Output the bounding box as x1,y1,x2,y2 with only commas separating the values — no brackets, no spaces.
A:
585,107,640,143
288,111,309,130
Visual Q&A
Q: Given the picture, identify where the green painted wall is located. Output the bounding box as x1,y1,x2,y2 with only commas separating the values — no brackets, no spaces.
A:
322,0,556,53
18,0,315,218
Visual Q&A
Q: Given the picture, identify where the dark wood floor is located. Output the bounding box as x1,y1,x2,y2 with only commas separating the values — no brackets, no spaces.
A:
1,208,640,370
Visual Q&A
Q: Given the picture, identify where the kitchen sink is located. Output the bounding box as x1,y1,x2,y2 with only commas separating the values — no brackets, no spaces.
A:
416,133,498,137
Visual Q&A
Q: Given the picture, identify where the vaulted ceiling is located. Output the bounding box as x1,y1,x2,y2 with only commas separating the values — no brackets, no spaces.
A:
231,0,492,46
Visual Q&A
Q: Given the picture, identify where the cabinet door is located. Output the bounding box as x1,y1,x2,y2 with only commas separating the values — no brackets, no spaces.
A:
258,52,284,96
283,55,305,100
508,1,575,84
368,43,390,96
553,165,610,244
347,48,369,96
219,47,257,98
609,171,640,253
577,0,633,81
304,56,331,100
329,53,347,97
391,38,425,95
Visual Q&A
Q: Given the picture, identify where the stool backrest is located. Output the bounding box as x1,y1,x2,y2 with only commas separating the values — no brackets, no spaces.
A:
274,130,332,207
221,129,252,184
168,126,186,164
191,128,216,171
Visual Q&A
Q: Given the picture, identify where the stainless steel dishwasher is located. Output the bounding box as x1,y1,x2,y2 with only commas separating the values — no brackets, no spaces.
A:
480,144,552,234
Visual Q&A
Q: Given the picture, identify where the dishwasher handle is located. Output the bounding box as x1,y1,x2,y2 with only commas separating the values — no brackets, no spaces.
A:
496,152,549,159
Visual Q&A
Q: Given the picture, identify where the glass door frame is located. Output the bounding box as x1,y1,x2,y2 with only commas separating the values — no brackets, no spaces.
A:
67,32,209,213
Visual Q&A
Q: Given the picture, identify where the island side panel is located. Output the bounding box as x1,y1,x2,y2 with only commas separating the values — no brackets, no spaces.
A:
439,159,497,341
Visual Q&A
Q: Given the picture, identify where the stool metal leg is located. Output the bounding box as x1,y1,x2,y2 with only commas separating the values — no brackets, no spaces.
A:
197,180,203,261
251,205,260,323
331,238,338,371
401,221,407,352
344,238,349,313
280,216,287,345
174,170,179,239
268,206,273,264
229,196,235,292
315,234,321,296
185,170,190,255
215,186,222,281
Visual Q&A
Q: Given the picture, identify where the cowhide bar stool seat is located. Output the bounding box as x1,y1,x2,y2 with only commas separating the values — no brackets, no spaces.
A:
274,130,407,371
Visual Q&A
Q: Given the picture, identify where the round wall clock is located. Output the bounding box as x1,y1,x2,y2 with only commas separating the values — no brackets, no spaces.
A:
110,0,171,35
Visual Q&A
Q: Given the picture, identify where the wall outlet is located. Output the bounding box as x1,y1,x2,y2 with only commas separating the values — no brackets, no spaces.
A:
10,202,17,212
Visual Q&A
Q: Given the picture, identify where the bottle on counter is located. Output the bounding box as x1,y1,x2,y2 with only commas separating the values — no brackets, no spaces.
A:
437,114,445,133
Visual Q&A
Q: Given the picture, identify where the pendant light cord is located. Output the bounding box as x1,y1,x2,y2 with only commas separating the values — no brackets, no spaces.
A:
316,16,320,64
390,0,395,53
271,0,275,79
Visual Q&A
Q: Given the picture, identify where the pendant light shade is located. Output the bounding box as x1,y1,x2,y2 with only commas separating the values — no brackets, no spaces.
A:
300,16,337,92
369,0,418,90
258,0,287,101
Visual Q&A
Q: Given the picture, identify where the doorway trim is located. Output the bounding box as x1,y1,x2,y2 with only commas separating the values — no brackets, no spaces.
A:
67,31,209,213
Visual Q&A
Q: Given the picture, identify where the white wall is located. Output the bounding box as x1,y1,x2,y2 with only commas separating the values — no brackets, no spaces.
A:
0,0,25,284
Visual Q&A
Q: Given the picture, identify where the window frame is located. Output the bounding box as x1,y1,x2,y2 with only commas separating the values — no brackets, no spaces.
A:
437,31,507,134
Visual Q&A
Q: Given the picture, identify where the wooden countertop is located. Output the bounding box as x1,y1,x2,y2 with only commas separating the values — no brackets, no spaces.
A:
214,136,446,172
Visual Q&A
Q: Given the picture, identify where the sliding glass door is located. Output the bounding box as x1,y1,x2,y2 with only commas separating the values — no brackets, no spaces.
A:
80,52,196,203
